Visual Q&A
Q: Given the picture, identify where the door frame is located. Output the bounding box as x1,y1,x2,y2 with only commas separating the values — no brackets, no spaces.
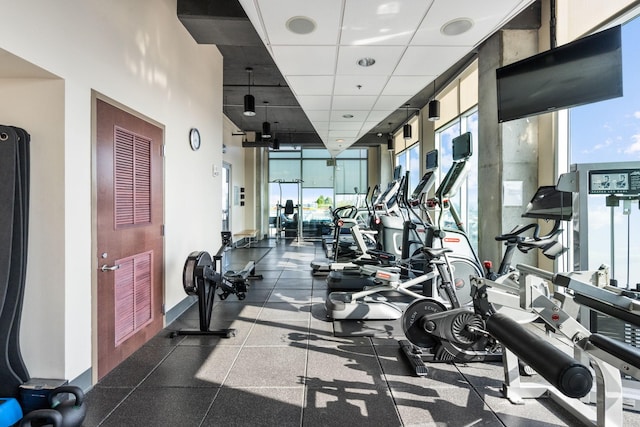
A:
90,91,166,384
222,162,232,231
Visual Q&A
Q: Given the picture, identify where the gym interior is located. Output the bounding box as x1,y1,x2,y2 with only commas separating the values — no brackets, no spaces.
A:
1,1,640,426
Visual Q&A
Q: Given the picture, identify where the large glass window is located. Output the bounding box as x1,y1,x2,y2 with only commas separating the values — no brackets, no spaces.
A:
568,17,640,286
395,143,420,192
268,148,367,237
435,108,479,251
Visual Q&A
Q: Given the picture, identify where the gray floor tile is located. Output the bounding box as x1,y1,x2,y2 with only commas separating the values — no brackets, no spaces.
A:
305,344,385,389
258,302,312,321
268,288,314,303
303,383,402,427
98,387,218,427
140,345,241,387
83,386,132,427
391,385,503,426
244,319,310,346
203,387,304,427
96,345,174,387
225,346,308,387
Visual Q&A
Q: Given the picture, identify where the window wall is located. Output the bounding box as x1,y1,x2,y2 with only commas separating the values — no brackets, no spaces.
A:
268,147,367,236
435,108,479,251
568,16,640,286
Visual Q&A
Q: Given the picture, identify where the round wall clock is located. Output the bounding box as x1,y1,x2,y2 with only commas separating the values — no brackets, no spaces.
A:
189,128,201,151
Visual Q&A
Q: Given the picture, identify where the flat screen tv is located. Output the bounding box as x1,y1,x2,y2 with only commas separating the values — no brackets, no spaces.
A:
452,132,472,161
496,25,622,123
425,149,438,170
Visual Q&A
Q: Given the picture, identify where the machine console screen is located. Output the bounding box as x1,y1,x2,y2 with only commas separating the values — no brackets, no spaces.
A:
588,169,640,195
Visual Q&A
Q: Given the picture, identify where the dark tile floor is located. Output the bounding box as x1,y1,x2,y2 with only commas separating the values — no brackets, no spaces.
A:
84,239,640,426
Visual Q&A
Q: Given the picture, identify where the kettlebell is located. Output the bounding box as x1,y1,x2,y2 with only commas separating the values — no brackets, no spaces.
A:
48,385,87,427
19,408,63,427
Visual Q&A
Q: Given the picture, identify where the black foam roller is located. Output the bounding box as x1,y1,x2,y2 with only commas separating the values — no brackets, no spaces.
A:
486,313,592,398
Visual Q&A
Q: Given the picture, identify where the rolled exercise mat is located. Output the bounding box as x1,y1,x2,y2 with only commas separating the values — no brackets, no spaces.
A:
8,126,30,382
0,125,23,397
486,312,593,398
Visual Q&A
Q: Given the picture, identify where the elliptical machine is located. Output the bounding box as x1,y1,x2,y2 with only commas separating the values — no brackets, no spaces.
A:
399,184,573,374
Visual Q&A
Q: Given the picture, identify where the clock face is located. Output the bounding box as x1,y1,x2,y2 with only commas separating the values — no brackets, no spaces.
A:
189,128,201,151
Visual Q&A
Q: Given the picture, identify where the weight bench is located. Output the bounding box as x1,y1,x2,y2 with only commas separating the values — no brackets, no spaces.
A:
233,229,258,248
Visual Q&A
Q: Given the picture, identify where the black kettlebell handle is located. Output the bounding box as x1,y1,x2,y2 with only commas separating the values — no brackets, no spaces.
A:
20,408,64,427
48,385,85,407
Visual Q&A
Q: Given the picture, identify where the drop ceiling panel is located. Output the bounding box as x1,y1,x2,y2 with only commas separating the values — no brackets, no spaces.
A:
332,95,378,110
382,75,435,96
373,95,411,111
333,75,388,95
286,75,335,96
336,45,405,75
330,110,369,122
395,46,471,75
304,110,331,121
340,0,434,46
257,0,343,45
412,0,531,46
297,95,332,110
271,46,337,75
327,121,364,131
329,130,360,138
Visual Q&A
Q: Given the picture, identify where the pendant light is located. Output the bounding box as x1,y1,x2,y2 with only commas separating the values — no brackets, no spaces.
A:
243,67,256,117
262,101,271,139
428,81,440,121
272,121,279,149
386,122,394,151
403,104,412,140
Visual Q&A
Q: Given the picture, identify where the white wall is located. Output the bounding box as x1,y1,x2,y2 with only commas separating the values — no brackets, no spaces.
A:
223,116,248,235
0,0,225,383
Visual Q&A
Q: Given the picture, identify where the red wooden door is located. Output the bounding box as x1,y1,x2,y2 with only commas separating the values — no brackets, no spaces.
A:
95,99,164,380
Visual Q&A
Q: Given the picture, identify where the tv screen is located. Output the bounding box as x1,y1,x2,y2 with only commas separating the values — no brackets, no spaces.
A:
425,149,438,170
393,165,402,180
452,132,472,161
497,25,622,123
522,186,573,221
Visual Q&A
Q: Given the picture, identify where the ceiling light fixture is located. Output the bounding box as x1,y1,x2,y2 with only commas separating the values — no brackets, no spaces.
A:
357,57,376,67
262,101,271,139
387,122,394,151
272,121,279,150
286,16,317,35
441,18,474,36
428,81,440,121
342,114,354,119
403,104,412,140
243,67,255,117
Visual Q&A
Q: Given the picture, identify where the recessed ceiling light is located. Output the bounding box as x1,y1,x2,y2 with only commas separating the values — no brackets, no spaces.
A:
286,16,317,35
342,114,354,119
336,139,344,143
441,18,474,36
357,57,376,67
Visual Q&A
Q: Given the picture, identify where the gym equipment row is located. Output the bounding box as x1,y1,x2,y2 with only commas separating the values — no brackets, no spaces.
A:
171,231,263,338
0,125,86,427
400,168,640,426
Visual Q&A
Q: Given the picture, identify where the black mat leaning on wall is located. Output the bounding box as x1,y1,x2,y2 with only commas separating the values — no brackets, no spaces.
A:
0,125,31,397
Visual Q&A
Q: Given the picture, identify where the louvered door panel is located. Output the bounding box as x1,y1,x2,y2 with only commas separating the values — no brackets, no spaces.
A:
114,127,151,228
113,251,153,346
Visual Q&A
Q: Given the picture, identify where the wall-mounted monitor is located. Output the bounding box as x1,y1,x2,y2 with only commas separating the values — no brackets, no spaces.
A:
496,25,622,123
393,165,402,181
452,132,472,161
425,149,438,170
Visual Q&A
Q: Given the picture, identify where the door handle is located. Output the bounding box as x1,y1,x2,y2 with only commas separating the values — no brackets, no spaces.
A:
100,264,120,272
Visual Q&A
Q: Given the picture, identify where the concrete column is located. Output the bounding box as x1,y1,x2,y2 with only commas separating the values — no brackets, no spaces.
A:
478,28,540,268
